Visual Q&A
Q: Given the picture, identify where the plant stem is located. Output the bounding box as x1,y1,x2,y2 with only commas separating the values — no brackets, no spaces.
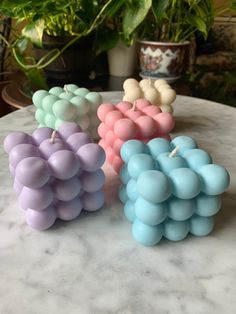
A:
11,0,114,71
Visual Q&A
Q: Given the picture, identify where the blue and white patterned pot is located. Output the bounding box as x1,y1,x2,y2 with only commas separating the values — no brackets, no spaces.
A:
139,41,190,82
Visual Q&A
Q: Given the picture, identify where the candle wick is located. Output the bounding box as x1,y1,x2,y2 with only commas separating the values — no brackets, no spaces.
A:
169,146,179,158
148,78,152,86
64,84,69,94
50,130,57,143
132,101,136,111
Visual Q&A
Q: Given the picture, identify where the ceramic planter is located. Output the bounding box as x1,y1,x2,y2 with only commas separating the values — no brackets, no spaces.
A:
139,40,190,82
107,41,137,77
33,34,95,86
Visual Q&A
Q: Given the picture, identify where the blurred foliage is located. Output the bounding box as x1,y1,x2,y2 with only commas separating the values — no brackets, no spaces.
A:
185,66,236,107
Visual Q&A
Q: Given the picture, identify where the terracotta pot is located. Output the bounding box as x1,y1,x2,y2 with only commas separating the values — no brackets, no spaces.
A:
139,40,189,82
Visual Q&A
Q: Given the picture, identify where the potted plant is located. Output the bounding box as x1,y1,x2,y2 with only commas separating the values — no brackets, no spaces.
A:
0,0,121,90
138,0,229,82
94,0,152,77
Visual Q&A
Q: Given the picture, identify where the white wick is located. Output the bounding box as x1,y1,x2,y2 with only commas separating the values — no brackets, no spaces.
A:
64,84,69,94
50,130,57,143
169,146,179,158
132,101,137,111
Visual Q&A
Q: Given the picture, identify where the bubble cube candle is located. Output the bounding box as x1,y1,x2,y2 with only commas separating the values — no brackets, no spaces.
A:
4,122,106,230
97,98,175,173
119,136,230,246
122,78,176,113
33,84,102,140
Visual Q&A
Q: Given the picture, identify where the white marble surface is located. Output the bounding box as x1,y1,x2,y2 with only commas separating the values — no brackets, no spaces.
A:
0,93,236,314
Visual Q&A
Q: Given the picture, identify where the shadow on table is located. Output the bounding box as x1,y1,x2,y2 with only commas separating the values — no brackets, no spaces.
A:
213,192,236,233
173,116,219,133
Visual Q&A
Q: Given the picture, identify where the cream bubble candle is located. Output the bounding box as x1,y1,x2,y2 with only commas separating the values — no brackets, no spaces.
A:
32,84,102,140
97,99,175,173
123,78,176,113
119,136,230,246
4,122,106,230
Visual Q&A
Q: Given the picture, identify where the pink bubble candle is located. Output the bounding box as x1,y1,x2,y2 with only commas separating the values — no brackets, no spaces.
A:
4,122,106,230
97,99,175,173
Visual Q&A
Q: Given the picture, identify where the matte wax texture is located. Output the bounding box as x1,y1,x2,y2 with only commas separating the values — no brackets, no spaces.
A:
33,84,102,140
122,78,176,113
98,98,175,173
119,136,230,246
4,122,106,230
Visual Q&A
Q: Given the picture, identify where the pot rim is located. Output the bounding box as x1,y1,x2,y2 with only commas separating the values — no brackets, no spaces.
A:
138,40,190,46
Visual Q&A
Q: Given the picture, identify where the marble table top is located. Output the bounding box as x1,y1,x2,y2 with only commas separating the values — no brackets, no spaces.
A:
0,93,236,314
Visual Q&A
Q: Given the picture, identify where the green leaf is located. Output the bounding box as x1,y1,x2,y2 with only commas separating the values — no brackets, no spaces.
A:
152,0,170,20
16,37,29,54
26,68,48,90
94,27,119,54
189,15,207,38
103,0,125,18
21,19,45,47
123,0,152,38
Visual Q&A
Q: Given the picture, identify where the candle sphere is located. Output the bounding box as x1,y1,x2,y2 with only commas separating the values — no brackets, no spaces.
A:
124,200,136,222
132,219,163,246
126,179,139,201
137,170,171,203
58,121,83,139
114,119,136,140
147,138,172,159
119,185,128,204
80,169,105,193
39,138,67,159
167,197,195,221
120,165,130,184
183,149,212,171
56,198,82,220
32,90,49,107
48,150,80,180
77,143,105,172
32,127,58,145
195,193,221,217
127,153,156,179
135,197,167,225
70,96,90,115
120,140,147,163
157,152,187,175
15,157,50,189
82,190,104,211
197,164,230,195
171,136,198,155
42,95,58,112
169,168,201,199
190,215,214,236
9,144,41,168
66,132,92,152
164,219,189,241
20,185,54,211
74,87,90,97
49,86,64,96
52,177,81,201
26,207,57,230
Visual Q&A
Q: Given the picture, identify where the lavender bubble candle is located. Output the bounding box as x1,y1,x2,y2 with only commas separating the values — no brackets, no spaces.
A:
4,122,106,230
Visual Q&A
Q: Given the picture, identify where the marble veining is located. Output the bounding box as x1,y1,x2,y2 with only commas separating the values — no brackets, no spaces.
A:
0,94,236,314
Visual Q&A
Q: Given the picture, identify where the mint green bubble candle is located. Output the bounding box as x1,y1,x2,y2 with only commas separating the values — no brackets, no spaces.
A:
32,84,102,140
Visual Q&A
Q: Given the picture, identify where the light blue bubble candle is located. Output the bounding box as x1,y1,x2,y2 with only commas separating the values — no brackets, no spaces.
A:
32,84,102,140
119,136,230,246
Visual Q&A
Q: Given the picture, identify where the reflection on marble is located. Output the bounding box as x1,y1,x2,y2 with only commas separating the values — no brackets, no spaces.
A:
0,94,236,314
